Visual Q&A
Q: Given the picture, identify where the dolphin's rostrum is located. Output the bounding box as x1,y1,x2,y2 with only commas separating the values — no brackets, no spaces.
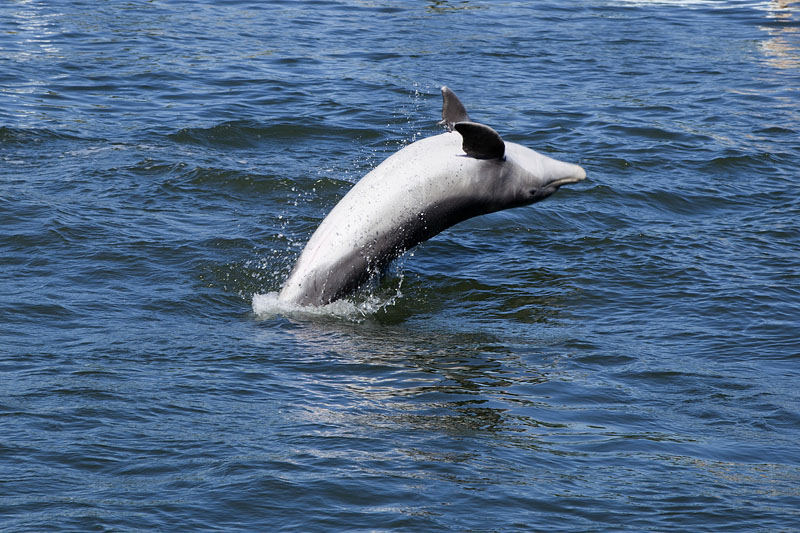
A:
278,87,586,306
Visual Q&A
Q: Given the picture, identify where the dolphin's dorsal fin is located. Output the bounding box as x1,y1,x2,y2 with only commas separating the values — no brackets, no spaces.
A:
440,86,471,131
454,121,505,160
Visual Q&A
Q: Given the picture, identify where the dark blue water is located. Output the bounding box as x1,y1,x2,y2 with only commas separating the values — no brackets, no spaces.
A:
2,0,799,530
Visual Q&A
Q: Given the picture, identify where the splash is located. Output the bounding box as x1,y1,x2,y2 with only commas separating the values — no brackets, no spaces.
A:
251,290,403,322
252,278,404,322
250,86,430,321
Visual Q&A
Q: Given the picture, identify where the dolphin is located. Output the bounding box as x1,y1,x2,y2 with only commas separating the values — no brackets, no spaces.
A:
278,87,586,307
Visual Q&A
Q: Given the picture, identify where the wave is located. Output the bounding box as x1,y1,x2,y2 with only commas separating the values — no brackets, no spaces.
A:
0,126,88,145
168,120,382,149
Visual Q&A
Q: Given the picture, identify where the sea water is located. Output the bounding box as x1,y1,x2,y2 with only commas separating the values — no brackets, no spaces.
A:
2,1,799,530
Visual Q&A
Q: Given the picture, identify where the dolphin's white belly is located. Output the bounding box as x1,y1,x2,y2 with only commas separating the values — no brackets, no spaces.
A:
278,132,484,305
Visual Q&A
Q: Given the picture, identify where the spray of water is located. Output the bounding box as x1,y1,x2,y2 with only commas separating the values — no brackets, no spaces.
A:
250,87,432,320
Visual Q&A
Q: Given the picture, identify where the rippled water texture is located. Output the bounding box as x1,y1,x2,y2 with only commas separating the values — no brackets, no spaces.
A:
2,1,799,531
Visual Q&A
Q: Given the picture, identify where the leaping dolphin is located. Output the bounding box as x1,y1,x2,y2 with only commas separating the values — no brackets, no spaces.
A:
278,87,586,307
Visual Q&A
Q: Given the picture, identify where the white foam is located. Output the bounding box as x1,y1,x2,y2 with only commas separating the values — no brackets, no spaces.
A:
252,288,403,322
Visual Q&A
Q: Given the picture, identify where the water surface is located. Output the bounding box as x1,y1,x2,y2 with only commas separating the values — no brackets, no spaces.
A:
2,0,799,530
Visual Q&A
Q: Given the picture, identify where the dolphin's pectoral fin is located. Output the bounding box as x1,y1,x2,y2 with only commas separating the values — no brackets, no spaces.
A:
454,121,506,160
439,86,471,131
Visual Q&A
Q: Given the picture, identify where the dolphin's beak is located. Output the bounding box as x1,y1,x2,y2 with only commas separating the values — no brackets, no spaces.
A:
547,163,586,188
